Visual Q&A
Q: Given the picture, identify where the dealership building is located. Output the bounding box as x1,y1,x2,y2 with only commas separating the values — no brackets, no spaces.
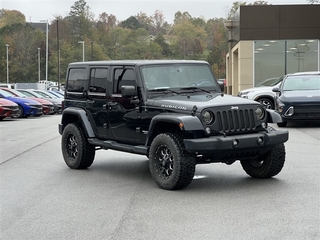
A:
225,4,320,95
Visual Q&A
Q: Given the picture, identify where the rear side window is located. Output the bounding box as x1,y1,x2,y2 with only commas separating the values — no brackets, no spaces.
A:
89,68,108,93
67,68,87,92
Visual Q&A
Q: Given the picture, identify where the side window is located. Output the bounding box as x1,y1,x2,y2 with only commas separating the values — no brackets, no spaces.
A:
66,68,87,92
113,68,136,94
89,68,108,93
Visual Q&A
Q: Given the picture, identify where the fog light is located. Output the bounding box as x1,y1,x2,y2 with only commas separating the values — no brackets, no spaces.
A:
205,127,212,135
284,106,294,116
232,139,239,147
257,136,264,145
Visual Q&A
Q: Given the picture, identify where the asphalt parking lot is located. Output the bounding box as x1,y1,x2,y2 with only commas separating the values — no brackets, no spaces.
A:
1,115,319,240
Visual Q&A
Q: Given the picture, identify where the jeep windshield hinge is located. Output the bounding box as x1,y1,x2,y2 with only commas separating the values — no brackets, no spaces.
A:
192,105,198,116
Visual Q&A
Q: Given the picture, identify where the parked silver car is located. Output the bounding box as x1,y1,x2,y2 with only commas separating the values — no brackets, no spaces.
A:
237,77,283,109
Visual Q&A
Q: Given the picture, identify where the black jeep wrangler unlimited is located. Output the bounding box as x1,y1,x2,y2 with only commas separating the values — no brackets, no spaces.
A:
59,60,289,190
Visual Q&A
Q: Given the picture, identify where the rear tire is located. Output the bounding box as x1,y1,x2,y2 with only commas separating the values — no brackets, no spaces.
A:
149,133,196,190
61,123,95,169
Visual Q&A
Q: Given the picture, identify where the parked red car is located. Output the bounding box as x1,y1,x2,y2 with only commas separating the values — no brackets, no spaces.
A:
0,97,19,120
0,88,54,115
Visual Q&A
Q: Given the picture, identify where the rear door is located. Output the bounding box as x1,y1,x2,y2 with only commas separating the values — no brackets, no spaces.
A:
86,67,112,139
64,67,88,108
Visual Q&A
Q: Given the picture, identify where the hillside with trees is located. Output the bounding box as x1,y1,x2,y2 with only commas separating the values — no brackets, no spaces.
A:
0,0,280,83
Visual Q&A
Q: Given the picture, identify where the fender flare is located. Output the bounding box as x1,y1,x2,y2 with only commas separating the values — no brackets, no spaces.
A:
146,113,203,145
61,107,96,137
266,109,282,123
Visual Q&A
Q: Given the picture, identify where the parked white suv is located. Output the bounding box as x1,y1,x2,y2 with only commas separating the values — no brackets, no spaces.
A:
0,83,15,89
237,77,283,109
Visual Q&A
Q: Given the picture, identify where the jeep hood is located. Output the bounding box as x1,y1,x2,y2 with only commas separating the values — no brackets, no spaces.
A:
148,93,259,111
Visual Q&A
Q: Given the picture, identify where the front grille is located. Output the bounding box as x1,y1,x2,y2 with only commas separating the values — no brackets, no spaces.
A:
292,105,320,119
31,105,43,110
216,109,256,133
5,106,18,110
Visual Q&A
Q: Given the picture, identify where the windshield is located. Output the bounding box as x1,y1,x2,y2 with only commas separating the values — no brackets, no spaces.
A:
0,89,15,97
5,89,27,97
18,90,41,98
283,76,320,91
257,77,283,87
141,64,218,92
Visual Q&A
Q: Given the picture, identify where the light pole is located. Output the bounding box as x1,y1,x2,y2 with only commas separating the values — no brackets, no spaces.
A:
57,19,60,90
37,47,41,81
40,20,48,82
91,41,93,60
5,44,9,83
78,41,84,62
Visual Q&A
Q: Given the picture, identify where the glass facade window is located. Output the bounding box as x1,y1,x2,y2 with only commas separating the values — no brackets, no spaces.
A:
254,40,319,87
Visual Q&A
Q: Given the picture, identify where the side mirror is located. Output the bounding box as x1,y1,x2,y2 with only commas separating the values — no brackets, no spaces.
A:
272,87,281,96
272,87,280,92
121,85,136,98
218,82,224,92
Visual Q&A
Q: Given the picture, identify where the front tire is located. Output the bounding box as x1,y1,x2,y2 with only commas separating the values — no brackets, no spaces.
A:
61,123,95,169
149,133,196,190
240,143,285,178
16,105,25,118
258,97,274,109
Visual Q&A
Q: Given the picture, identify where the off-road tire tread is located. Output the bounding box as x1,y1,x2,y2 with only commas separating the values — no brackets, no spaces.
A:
241,126,285,178
149,133,196,190
62,123,95,169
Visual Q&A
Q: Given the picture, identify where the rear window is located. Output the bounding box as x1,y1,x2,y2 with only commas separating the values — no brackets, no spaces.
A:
66,68,87,92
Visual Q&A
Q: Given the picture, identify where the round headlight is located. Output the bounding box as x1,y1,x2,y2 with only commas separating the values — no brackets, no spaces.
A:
202,110,214,124
255,107,265,120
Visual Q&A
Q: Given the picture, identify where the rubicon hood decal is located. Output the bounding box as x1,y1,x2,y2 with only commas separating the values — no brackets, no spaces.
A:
160,104,187,110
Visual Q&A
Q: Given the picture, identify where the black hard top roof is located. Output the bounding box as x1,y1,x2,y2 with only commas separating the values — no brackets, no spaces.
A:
68,59,209,67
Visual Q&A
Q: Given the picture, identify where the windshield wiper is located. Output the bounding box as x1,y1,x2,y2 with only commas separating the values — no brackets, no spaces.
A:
180,86,215,94
148,88,180,94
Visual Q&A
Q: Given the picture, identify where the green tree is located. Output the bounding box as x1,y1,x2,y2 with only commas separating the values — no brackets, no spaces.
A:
227,1,270,19
154,34,171,57
0,23,45,82
121,16,141,30
0,9,26,28
227,1,247,20
170,13,207,59
67,0,94,41
135,12,153,32
152,10,168,35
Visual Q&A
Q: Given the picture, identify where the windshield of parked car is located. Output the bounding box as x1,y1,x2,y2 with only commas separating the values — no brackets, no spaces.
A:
0,89,16,97
283,76,320,91
3,89,27,98
141,64,219,94
257,77,283,87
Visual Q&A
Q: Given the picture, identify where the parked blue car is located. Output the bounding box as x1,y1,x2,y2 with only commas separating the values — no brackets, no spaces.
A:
0,89,42,118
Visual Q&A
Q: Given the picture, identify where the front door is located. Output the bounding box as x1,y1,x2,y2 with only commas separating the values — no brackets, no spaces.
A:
108,67,144,144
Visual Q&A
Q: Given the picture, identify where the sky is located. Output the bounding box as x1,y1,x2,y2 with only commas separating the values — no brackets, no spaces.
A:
1,0,311,24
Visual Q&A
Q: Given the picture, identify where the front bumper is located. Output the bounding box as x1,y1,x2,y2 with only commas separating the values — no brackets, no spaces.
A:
184,129,288,160
27,106,43,116
53,104,62,114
